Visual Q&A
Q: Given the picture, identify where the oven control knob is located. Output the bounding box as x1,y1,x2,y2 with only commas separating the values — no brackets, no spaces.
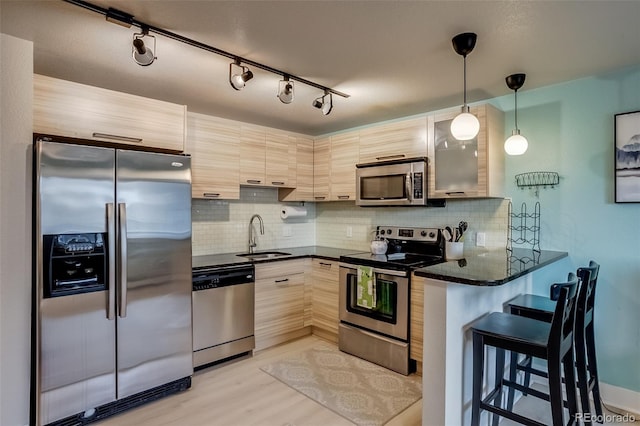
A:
429,231,436,238
420,230,427,237
379,229,385,235
387,229,392,235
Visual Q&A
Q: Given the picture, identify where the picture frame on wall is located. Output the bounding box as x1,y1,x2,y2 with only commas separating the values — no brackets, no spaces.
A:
615,110,640,203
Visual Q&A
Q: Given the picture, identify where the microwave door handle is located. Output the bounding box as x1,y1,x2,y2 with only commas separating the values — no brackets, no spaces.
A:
406,172,412,202
106,203,116,320
118,203,128,318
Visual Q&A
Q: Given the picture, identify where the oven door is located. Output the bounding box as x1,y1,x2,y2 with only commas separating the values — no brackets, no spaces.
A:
339,264,409,340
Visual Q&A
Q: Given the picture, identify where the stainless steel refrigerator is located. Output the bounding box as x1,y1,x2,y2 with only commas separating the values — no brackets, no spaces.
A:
33,137,193,425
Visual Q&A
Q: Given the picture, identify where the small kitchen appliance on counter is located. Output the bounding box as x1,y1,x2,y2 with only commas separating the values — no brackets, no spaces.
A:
339,226,444,374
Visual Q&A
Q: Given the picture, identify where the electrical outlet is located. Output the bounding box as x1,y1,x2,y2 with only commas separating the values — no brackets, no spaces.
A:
346,226,353,238
476,232,486,247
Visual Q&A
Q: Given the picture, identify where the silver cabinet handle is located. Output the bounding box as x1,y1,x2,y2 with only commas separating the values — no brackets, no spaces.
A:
271,181,285,185
337,195,350,200
445,191,466,196
118,203,128,318
106,203,116,320
203,193,220,198
93,132,143,143
314,196,326,200
246,179,262,184
319,262,332,268
275,278,289,284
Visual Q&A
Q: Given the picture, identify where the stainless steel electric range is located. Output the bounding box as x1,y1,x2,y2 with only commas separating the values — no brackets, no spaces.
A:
338,226,444,375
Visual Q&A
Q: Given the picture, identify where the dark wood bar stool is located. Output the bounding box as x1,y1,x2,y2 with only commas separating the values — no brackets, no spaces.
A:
470,274,580,426
507,261,601,424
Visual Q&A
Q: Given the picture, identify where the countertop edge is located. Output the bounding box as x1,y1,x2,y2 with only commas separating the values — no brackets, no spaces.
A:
413,249,568,286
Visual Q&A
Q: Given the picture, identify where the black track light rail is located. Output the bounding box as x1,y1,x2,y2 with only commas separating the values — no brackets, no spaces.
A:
63,0,350,99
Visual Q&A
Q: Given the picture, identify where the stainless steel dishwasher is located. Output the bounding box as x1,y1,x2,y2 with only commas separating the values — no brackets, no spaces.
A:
192,264,255,369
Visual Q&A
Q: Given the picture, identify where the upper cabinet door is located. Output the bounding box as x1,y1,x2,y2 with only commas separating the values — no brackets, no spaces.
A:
330,131,359,201
313,137,331,201
358,116,427,164
279,136,314,202
186,112,240,200
239,124,267,185
33,74,186,152
266,130,292,187
428,104,504,198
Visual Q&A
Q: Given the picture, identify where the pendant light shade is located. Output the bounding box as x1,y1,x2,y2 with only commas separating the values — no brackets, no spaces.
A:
450,32,479,141
504,73,528,155
132,27,156,66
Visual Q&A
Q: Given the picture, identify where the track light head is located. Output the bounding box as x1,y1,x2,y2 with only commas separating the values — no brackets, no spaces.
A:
312,91,333,115
229,59,253,91
277,75,295,104
132,27,156,66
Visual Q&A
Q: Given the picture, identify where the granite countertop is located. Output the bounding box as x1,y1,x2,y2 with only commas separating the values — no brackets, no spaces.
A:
414,248,568,286
192,246,361,270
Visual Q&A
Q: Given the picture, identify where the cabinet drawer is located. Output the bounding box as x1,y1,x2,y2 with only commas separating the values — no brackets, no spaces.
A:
34,74,186,152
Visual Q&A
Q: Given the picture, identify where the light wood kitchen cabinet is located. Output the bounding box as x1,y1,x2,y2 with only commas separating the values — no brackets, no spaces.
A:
239,124,267,185
410,274,424,374
311,259,340,343
427,103,504,198
239,125,295,187
254,259,310,351
358,116,428,164
329,131,359,201
279,137,314,202
33,74,186,152
313,137,331,201
186,112,240,199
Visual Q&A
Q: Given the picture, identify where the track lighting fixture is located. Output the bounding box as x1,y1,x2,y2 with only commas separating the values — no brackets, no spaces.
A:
69,0,349,112
277,75,295,104
132,26,156,66
312,91,333,115
229,59,253,91
504,73,529,156
450,32,480,141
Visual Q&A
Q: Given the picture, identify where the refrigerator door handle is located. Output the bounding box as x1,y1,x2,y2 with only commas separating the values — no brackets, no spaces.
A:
106,203,116,320
118,203,128,318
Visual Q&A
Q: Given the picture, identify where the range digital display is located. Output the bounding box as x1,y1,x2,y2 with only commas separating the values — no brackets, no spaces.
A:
398,229,413,238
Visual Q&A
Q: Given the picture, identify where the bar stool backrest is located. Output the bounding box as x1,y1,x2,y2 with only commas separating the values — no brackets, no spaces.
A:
548,272,580,354
577,260,600,329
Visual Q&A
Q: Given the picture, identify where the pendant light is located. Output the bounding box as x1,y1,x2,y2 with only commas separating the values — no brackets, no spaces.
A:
132,26,156,66
450,32,480,141
504,73,528,155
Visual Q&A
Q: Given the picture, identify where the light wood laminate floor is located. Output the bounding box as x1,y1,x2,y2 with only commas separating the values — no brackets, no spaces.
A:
98,335,422,426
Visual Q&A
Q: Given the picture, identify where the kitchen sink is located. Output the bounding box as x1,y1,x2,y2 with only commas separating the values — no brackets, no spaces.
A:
236,251,291,259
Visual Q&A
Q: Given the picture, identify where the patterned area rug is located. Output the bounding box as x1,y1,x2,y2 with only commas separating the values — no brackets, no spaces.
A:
260,344,422,426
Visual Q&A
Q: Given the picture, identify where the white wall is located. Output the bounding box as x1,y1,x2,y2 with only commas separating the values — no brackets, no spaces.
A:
0,33,33,426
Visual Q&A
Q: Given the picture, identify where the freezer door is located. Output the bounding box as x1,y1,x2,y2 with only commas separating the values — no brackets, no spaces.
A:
35,141,117,424
115,150,193,399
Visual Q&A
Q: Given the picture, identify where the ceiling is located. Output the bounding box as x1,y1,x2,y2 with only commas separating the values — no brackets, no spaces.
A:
2,0,640,136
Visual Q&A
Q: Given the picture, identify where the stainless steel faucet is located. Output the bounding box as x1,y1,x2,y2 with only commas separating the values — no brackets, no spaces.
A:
248,214,264,253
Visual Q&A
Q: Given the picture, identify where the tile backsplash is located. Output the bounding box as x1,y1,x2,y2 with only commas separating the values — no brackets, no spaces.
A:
192,187,509,256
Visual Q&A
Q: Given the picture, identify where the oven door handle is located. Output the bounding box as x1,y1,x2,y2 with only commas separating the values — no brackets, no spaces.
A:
339,263,408,278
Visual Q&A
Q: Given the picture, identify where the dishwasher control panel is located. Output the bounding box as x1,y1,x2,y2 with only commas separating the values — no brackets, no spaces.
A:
192,265,255,291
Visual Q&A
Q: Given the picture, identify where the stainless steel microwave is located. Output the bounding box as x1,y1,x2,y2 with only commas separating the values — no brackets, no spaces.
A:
355,157,429,206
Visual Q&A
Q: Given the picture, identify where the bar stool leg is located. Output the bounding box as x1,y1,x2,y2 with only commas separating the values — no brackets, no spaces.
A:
563,349,579,425
471,332,484,426
548,353,565,426
586,322,603,417
507,351,518,410
493,348,505,426
575,332,592,425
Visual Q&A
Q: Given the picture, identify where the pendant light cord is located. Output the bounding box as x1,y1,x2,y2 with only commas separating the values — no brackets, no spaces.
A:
463,55,468,107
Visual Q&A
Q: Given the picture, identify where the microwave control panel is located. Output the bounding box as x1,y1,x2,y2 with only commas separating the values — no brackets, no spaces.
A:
413,172,423,199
